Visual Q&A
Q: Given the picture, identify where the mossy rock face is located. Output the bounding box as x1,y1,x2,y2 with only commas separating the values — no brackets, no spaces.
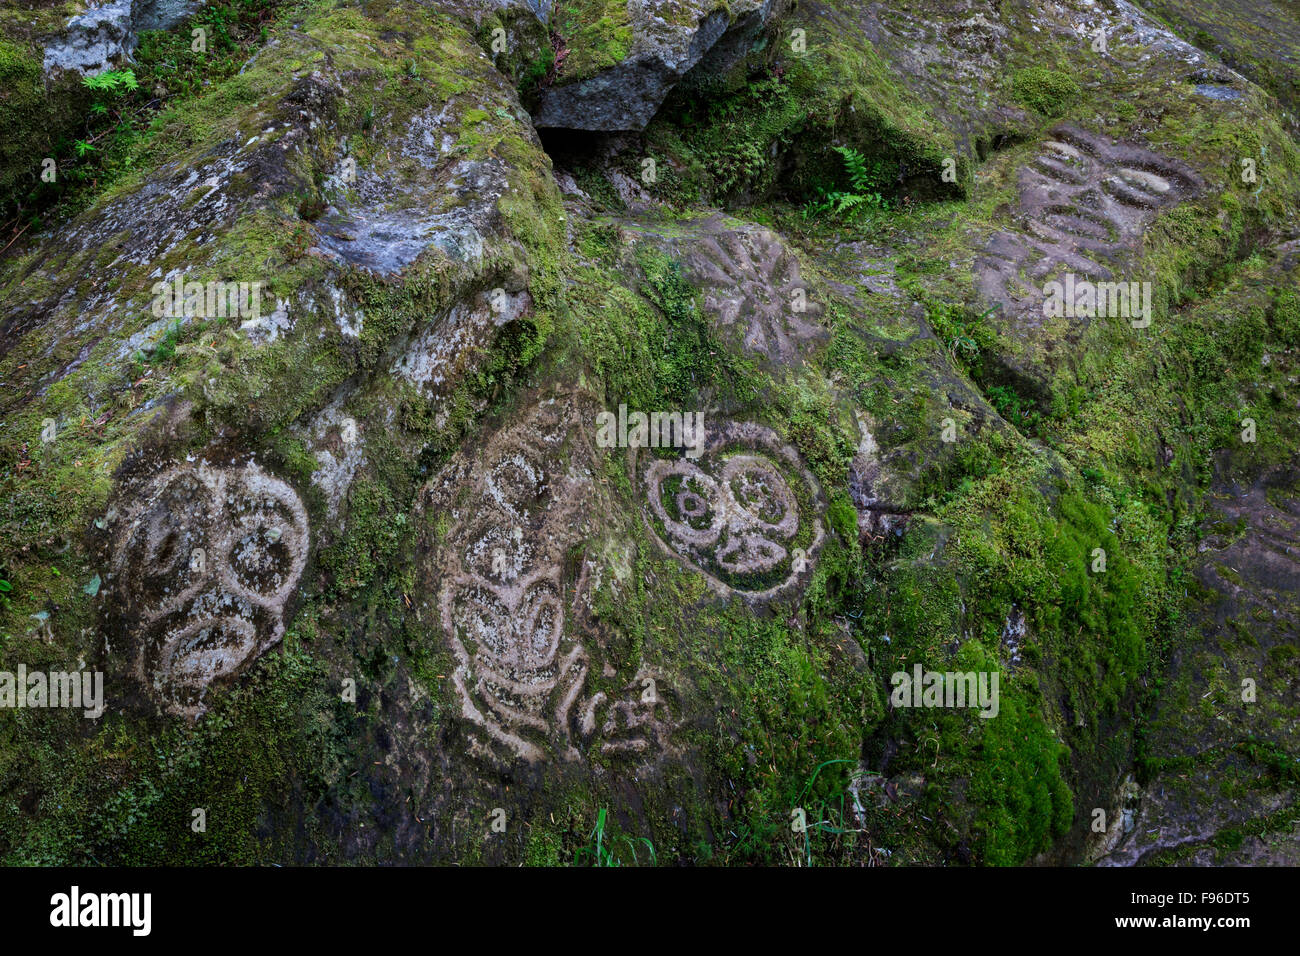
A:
3,0,1300,867
0,21,93,216
532,0,788,130
1094,245,1300,866
0,0,566,862
1139,0,1300,137
0,37,53,207
803,0,1034,158
0,0,208,220
825,0,1300,411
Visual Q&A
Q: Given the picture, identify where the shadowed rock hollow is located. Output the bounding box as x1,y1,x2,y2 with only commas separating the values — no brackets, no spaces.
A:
0,0,1298,866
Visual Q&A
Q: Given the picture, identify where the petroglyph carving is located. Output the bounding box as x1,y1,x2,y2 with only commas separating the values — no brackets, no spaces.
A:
637,215,828,365
442,568,589,764
580,668,680,757
977,125,1203,325
424,398,679,764
640,421,824,599
112,459,309,717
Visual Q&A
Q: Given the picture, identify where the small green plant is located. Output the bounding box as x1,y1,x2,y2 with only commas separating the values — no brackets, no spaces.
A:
793,759,866,866
151,317,185,364
928,302,998,371
807,146,891,220
82,69,139,95
985,383,1041,430
574,808,657,867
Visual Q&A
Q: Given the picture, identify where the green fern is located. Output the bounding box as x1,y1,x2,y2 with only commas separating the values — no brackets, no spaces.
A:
82,69,138,95
806,145,891,221
835,145,873,193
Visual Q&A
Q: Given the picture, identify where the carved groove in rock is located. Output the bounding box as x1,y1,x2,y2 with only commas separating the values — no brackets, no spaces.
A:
112,460,309,717
640,420,824,598
425,399,677,765
976,125,1204,325
658,217,828,366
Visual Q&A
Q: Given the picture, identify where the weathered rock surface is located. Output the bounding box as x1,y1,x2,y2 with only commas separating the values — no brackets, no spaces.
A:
1,0,1298,867
40,0,201,75
2,1,560,726
533,0,785,130
627,212,828,368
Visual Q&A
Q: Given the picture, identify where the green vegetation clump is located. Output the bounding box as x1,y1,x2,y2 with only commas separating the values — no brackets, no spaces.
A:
0,38,61,216
640,6,962,208
552,0,634,85
3,0,298,227
1010,67,1082,117
806,145,892,220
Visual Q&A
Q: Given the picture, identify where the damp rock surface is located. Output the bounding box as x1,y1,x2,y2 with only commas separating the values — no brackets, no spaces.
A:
532,0,785,131
1,0,1299,867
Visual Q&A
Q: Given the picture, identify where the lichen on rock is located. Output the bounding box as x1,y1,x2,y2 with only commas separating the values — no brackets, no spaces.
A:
1,0,1299,869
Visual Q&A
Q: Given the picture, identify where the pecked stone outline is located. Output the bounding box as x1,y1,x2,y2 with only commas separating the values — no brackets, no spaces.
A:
625,215,829,367
635,420,825,601
424,397,681,766
686,222,828,365
976,124,1205,326
440,566,589,763
111,458,309,717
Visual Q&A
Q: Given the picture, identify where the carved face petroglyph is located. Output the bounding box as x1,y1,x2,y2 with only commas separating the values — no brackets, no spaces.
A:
442,563,588,763
112,460,308,717
425,397,678,765
976,124,1203,325
641,421,824,599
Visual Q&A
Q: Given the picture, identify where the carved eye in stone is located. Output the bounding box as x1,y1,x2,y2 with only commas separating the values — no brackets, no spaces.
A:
720,455,798,539
217,469,308,605
484,447,550,522
647,460,723,546
447,576,563,672
513,579,563,671
117,469,214,619
448,580,513,664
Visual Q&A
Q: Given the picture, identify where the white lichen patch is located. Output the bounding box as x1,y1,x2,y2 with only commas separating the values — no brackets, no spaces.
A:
295,398,369,520
391,286,530,394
